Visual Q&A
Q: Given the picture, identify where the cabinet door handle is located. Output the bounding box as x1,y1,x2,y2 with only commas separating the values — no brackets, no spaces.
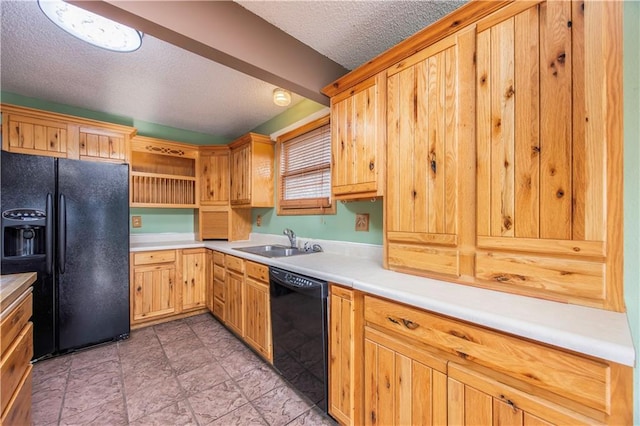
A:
387,316,400,325
402,318,419,330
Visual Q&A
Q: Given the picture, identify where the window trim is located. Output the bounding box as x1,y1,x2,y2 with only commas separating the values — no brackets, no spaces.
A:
276,114,335,216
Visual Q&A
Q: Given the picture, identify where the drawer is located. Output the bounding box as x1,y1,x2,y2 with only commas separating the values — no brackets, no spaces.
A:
0,322,33,415
0,364,32,426
225,255,244,273
133,250,176,265
0,293,32,355
213,251,226,266
213,264,226,283
364,296,611,415
246,261,268,282
213,276,226,301
212,298,225,321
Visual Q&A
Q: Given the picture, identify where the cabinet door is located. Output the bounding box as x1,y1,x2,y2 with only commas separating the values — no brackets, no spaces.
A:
474,0,620,309
5,113,69,157
243,277,272,362
132,263,178,323
364,327,447,426
225,269,244,335
331,73,385,200
205,250,214,313
200,149,230,206
181,250,206,311
447,363,596,426
386,28,475,278
230,143,251,205
329,286,363,426
79,126,127,163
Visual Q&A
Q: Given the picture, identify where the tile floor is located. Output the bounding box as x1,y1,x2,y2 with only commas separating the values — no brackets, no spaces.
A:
31,313,337,426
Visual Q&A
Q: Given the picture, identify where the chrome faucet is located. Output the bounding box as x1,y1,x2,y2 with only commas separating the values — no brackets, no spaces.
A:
283,228,296,248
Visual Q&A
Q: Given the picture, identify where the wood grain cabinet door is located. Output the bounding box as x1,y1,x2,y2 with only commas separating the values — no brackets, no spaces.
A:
5,113,69,157
386,28,476,279
132,263,178,323
243,277,272,362
230,143,251,205
474,0,622,310
331,72,385,200
363,327,447,426
225,269,244,336
200,148,230,206
181,249,206,312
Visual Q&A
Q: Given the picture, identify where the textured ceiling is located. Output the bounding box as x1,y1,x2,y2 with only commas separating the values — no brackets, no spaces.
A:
1,0,466,140
237,1,466,71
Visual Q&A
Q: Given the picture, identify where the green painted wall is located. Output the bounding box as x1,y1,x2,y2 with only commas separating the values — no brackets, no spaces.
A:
623,2,640,424
129,208,194,234
251,99,326,135
252,200,383,245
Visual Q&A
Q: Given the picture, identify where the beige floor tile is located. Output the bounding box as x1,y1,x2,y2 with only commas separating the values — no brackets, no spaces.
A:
188,380,248,425
128,400,197,426
252,385,313,426
125,375,183,422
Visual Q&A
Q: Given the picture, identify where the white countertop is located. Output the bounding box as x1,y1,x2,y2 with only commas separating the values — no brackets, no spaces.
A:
130,233,636,366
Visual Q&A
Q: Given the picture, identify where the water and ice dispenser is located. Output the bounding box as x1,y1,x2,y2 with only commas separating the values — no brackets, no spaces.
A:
2,209,47,258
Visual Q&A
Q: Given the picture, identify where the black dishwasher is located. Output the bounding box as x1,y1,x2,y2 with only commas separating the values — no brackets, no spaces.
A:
269,267,328,412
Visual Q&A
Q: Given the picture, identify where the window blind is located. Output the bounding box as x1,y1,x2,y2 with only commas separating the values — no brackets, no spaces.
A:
278,122,331,210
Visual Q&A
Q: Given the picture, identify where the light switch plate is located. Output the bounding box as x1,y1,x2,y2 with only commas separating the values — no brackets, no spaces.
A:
132,216,142,228
355,213,369,232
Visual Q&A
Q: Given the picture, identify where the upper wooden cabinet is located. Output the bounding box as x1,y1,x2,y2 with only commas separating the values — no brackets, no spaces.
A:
129,135,199,208
386,28,476,279
229,133,274,208
1,104,135,163
331,72,386,200
199,146,230,206
473,0,622,310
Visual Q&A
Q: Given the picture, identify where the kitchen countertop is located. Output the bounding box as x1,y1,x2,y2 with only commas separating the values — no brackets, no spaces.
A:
0,272,36,314
130,234,636,366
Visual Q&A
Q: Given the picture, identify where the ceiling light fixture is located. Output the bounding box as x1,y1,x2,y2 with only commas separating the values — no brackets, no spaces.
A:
38,0,143,53
273,88,292,107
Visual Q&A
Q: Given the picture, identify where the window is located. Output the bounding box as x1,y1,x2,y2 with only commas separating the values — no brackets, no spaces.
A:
277,115,334,215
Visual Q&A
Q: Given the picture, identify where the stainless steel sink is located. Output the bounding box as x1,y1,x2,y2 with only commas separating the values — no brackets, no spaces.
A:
233,244,308,258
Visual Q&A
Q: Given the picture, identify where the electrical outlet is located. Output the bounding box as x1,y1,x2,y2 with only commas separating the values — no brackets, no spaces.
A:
256,214,262,227
132,216,142,228
355,213,369,232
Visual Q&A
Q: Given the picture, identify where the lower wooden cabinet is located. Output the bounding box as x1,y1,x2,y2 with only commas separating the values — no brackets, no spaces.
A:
328,285,363,426
225,255,245,336
244,261,272,362
364,327,447,426
328,289,633,426
181,248,207,312
0,290,33,426
130,249,208,327
211,252,226,321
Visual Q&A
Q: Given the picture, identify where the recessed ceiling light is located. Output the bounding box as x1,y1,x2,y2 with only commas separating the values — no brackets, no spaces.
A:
273,88,291,107
38,0,143,53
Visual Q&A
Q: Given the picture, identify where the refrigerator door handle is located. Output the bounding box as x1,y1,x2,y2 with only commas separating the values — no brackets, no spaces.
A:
58,193,66,274
46,193,54,275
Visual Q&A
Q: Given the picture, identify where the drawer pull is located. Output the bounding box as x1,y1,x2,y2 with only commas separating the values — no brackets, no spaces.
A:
387,316,400,325
500,394,519,412
401,318,419,330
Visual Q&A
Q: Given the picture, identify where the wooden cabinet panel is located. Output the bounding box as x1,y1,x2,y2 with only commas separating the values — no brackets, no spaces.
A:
199,147,230,206
211,252,226,322
133,250,176,266
364,326,447,426
474,0,622,310
386,28,476,279
225,255,245,274
447,363,600,426
243,277,272,362
1,104,135,163
331,73,385,200
328,285,363,426
0,293,32,355
245,261,268,282
0,322,33,416
132,264,178,323
79,126,128,162
0,364,32,426
364,295,611,416
229,133,274,208
225,268,244,336
181,249,206,312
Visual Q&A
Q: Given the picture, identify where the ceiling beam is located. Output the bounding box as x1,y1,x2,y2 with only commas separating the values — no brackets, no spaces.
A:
69,1,349,106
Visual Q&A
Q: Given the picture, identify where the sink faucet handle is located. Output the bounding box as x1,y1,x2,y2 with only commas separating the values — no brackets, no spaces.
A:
283,228,296,248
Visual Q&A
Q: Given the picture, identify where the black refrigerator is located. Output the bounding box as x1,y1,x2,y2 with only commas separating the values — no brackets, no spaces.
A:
1,151,130,360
